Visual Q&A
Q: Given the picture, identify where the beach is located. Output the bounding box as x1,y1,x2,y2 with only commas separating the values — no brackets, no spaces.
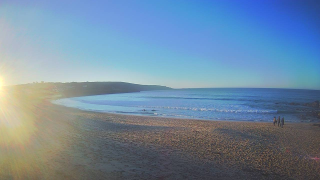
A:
2,0,320,178
1,96,320,180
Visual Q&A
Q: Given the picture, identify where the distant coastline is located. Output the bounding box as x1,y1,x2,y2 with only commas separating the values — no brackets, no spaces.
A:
5,81,172,99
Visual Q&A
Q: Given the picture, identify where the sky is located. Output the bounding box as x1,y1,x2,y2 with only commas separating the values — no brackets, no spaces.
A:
0,0,319,89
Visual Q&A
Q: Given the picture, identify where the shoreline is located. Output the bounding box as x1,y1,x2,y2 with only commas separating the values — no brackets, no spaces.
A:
55,102,320,179
71,103,320,179
52,102,316,124
1,96,320,179
51,88,320,123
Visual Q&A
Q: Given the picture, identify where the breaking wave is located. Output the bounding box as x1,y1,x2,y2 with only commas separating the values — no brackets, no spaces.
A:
137,106,277,114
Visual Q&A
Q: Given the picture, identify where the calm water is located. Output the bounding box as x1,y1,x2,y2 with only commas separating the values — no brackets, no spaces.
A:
53,88,320,122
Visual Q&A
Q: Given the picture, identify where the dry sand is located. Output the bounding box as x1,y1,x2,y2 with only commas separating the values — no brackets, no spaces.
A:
1,100,320,180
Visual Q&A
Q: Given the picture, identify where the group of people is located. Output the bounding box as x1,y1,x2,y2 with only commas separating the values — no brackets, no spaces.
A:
273,116,284,128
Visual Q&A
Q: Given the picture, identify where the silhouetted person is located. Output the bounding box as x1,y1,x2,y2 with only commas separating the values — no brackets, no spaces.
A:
273,117,276,126
281,117,284,128
277,116,281,127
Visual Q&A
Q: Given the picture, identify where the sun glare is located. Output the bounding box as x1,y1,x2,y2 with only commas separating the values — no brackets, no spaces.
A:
0,77,6,97
0,78,3,92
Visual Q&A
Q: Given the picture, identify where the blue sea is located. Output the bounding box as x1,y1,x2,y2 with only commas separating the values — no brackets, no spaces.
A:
53,88,320,122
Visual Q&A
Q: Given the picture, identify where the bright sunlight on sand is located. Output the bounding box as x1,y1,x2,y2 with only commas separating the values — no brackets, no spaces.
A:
0,77,3,91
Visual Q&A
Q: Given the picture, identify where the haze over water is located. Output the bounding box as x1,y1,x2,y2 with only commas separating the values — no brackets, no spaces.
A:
54,88,320,122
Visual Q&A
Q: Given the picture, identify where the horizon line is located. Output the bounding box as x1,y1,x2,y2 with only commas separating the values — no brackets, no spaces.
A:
4,81,320,91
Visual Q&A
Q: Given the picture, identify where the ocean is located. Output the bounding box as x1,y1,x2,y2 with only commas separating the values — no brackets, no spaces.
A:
53,88,320,122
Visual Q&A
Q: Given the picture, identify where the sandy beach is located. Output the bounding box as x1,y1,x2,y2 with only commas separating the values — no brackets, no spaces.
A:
2,0,320,178
1,98,320,180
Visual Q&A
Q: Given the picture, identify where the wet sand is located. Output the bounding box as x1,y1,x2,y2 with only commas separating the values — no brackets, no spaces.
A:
1,100,320,179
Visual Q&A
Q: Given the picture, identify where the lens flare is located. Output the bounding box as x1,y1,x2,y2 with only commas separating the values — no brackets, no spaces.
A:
0,77,3,91
0,85,77,179
0,93,37,147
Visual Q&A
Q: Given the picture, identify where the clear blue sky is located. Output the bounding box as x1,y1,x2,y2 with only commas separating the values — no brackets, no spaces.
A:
1,0,319,89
